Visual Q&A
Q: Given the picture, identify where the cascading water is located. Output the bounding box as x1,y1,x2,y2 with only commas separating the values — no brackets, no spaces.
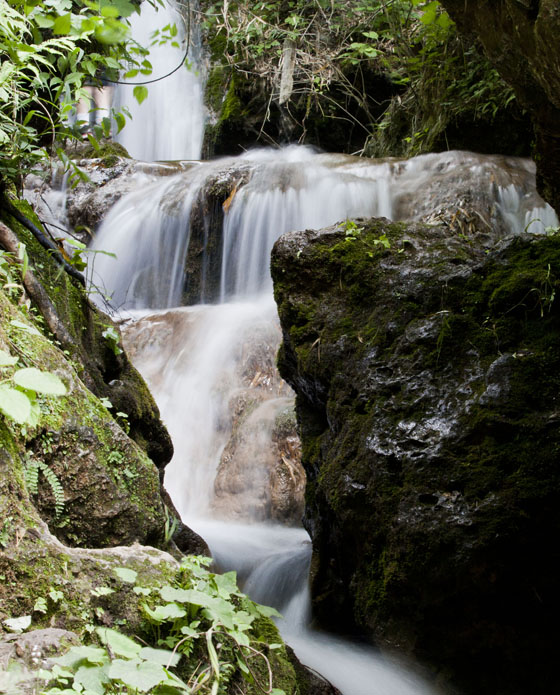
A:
113,0,205,161
94,145,559,693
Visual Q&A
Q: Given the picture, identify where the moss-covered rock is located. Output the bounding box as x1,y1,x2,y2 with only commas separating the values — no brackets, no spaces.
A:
272,216,560,694
0,291,167,548
1,199,173,468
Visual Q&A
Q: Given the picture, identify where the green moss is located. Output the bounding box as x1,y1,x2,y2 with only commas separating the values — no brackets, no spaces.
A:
78,140,131,163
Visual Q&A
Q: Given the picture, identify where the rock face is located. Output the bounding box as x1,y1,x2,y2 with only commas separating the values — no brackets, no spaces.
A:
440,0,560,214
272,215,560,694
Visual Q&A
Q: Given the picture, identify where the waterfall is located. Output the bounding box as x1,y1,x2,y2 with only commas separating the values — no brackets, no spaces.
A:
91,136,558,693
113,0,205,161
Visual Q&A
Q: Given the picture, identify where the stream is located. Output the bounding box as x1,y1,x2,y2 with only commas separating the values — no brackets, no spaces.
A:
85,2,558,693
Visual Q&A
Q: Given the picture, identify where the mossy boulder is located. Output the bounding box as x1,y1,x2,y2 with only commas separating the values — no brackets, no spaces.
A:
272,216,560,695
0,291,166,549
2,199,173,468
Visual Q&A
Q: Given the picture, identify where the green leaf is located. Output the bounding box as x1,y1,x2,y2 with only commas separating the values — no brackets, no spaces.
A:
100,0,136,18
0,349,18,367
108,659,166,692
138,647,181,667
49,588,64,602
142,603,187,622
0,385,32,424
91,586,115,597
213,571,240,599
254,603,282,619
50,645,108,668
133,85,148,104
3,615,32,633
113,566,137,583
13,367,67,395
34,596,48,613
101,5,119,18
96,628,142,659
159,585,193,603
74,664,110,695
53,13,71,35
10,319,41,335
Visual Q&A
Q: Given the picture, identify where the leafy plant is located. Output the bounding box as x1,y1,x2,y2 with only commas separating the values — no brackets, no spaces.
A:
24,457,65,516
0,0,166,188
102,325,123,356
21,558,288,695
0,348,67,425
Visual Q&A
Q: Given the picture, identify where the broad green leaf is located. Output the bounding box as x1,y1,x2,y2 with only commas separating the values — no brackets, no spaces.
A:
133,585,151,596
0,349,18,367
113,566,137,583
51,645,108,668
10,319,41,335
158,585,192,603
13,367,67,395
142,602,186,622
213,571,240,598
91,586,115,597
53,13,71,35
96,627,141,659
101,6,119,18
0,384,31,424
254,602,282,619
3,615,31,632
138,647,181,666
133,85,148,104
108,659,166,692
100,0,136,18
34,14,54,28
74,664,110,695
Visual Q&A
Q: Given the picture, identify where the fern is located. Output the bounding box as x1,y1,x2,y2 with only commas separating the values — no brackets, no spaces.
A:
24,458,40,495
24,458,65,517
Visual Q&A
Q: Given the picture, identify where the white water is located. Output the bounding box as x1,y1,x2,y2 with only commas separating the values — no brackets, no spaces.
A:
114,0,205,161
90,147,559,311
90,27,558,692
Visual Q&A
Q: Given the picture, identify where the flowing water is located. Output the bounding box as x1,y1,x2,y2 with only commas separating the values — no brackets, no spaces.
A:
87,11,560,691
113,0,205,161
98,144,559,694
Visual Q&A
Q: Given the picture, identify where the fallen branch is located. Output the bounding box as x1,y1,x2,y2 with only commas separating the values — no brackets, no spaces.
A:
0,219,74,346
2,195,86,287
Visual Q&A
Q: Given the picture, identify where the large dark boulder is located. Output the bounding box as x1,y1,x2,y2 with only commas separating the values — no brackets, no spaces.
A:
439,0,560,215
272,217,560,694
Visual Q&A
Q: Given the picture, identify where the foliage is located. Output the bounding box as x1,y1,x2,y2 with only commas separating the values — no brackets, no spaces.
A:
24,456,65,516
0,0,160,188
0,346,67,425
5,557,288,695
0,244,67,425
201,0,515,154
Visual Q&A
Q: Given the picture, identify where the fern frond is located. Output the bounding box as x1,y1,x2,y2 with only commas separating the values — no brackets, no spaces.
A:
39,461,65,517
24,458,40,495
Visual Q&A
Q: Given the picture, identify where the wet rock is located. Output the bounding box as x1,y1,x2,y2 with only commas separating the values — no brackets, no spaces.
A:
272,213,560,695
285,645,342,695
0,291,167,550
0,629,79,669
24,158,195,238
